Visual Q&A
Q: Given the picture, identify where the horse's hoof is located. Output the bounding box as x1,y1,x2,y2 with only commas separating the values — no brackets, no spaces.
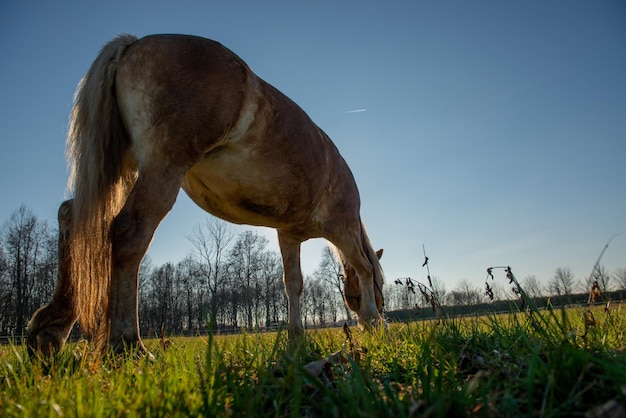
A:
27,304,76,360
27,328,64,359
108,339,155,362
139,350,156,362
27,310,68,359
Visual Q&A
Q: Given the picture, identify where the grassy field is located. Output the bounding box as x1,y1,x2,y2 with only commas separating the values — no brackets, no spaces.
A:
1,305,625,417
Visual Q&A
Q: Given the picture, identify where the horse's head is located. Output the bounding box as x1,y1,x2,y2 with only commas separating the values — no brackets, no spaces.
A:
343,248,384,314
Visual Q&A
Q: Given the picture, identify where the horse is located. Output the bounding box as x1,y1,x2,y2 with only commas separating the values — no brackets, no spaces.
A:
27,34,385,356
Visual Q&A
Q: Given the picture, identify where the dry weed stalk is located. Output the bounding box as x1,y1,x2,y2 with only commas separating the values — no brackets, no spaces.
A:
393,245,443,318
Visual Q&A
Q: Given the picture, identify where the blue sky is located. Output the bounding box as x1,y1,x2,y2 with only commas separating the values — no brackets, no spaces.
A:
1,1,625,294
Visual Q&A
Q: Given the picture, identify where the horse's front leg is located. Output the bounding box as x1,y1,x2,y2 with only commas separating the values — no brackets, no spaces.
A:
27,200,79,357
277,231,304,338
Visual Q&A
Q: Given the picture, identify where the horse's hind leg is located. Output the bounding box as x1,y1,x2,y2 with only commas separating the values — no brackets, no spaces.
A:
105,165,184,355
27,200,79,357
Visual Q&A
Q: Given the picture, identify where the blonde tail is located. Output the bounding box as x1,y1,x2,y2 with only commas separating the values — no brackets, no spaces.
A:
66,34,138,337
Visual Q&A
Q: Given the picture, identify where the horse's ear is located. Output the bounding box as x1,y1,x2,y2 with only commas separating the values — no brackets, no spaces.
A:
376,249,383,260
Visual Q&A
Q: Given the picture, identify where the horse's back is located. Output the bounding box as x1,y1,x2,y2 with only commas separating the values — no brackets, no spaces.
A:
115,34,361,239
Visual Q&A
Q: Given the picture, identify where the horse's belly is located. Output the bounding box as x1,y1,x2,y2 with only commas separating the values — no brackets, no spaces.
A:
181,154,311,228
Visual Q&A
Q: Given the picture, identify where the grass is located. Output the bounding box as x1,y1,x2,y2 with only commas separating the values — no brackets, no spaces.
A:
1,305,625,417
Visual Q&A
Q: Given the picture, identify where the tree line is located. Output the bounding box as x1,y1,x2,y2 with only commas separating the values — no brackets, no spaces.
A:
2,205,626,336
389,265,626,312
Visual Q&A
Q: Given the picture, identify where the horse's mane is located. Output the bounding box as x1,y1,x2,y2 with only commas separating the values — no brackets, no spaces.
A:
332,222,385,313
361,223,385,287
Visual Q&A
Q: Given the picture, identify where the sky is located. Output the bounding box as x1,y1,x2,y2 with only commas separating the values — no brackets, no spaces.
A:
1,1,625,296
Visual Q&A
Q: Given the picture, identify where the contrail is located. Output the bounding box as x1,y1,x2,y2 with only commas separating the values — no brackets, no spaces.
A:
345,109,367,113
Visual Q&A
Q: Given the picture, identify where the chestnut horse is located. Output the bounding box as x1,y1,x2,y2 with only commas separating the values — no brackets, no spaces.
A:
28,34,384,355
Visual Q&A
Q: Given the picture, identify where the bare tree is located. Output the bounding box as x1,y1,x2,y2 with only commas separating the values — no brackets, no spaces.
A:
381,282,410,312
31,227,57,314
188,217,234,326
313,245,350,321
0,242,9,332
1,205,56,334
521,275,544,298
613,267,626,291
390,278,419,310
302,276,329,328
382,285,400,311
584,264,611,293
138,256,154,335
176,255,203,332
448,279,482,306
547,267,576,296
257,249,284,328
489,280,516,301
150,262,178,332
227,230,268,329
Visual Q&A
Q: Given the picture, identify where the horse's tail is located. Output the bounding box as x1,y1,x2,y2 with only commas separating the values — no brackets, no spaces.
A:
66,34,139,337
